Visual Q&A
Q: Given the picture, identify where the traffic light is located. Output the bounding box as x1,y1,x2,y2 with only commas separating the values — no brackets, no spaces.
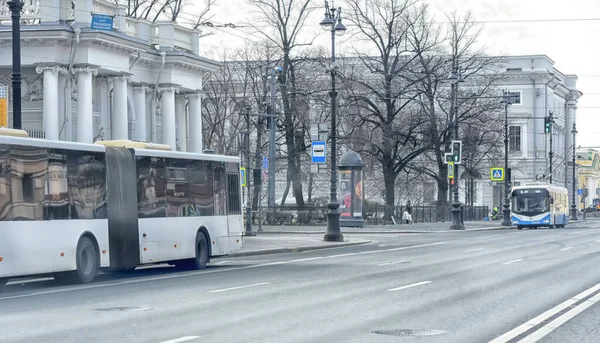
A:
451,140,462,164
544,113,553,133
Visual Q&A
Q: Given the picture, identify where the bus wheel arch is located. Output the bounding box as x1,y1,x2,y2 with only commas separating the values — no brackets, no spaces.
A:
57,232,100,284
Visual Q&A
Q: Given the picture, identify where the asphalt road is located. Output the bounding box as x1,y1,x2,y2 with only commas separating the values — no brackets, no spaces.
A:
3,221,600,343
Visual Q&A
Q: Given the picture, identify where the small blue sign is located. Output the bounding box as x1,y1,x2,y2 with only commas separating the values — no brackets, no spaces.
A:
577,189,583,195
91,14,114,31
262,156,268,170
312,141,326,164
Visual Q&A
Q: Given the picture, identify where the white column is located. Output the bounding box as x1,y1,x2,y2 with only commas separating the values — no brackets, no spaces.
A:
187,92,203,153
176,95,187,151
159,85,178,149
73,66,97,143
35,65,64,140
112,75,130,140
133,85,150,141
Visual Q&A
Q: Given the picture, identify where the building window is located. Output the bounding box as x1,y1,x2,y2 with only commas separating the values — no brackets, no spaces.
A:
507,91,521,105
509,126,522,152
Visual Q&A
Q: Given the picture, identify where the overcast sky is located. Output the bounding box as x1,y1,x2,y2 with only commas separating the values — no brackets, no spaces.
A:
189,0,599,148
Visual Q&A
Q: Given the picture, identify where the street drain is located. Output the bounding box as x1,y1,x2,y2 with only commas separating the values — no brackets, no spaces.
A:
371,329,447,337
95,307,152,312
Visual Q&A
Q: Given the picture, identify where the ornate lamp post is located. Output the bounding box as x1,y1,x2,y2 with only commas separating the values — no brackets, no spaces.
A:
448,66,464,230
571,123,578,220
319,0,346,242
501,90,513,227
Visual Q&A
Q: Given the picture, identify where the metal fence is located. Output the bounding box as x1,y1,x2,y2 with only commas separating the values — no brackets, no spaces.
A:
250,204,489,226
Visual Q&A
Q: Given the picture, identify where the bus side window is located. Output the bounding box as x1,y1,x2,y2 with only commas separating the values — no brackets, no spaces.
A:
188,160,214,216
136,156,167,218
213,162,226,216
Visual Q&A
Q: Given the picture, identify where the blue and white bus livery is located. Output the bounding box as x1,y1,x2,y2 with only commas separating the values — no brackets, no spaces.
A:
511,183,569,230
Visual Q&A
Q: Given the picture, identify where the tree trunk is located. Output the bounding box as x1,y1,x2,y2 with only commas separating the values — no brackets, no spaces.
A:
383,167,396,223
437,162,449,205
280,168,292,206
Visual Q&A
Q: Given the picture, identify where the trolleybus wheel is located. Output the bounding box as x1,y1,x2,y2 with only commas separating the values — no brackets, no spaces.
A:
193,232,209,270
56,236,99,284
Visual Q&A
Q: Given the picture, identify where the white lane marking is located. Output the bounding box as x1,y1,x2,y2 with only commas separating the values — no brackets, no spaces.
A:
464,248,484,252
212,261,230,265
376,260,408,267
159,336,199,343
490,281,600,343
560,247,573,251
502,259,524,265
209,282,270,293
388,281,431,292
0,241,446,301
518,291,600,342
475,234,501,240
595,239,600,243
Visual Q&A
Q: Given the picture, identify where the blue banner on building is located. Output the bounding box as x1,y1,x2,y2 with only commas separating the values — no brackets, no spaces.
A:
91,14,114,31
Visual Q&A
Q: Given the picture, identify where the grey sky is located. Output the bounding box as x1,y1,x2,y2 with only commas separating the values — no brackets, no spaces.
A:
192,0,599,147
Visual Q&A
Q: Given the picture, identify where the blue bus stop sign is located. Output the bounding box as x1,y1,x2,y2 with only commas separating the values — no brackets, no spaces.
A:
312,141,326,163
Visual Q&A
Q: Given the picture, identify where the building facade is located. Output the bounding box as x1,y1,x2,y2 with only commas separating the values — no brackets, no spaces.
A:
476,55,582,208
576,149,600,209
0,0,217,152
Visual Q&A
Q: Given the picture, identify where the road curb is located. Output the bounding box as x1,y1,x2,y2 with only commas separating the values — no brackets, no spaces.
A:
228,240,372,257
253,226,511,235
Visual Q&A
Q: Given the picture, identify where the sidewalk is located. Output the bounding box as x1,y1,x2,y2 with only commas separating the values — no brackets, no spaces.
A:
251,220,507,234
230,234,372,257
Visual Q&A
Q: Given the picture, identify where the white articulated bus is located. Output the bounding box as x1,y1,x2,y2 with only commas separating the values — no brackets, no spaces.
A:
511,182,569,230
0,132,243,289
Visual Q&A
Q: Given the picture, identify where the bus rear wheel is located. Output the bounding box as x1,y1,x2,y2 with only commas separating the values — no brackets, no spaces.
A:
56,236,99,284
193,232,209,270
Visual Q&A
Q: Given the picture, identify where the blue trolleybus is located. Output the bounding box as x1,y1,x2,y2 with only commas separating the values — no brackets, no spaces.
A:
511,183,569,230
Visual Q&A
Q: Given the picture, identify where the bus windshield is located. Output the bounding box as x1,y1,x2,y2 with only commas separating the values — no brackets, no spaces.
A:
512,188,549,216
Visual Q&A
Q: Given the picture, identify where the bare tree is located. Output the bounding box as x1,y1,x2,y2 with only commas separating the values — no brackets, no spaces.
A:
343,0,430,220
117,0,214,29
247,0,316,208
407,9,505,204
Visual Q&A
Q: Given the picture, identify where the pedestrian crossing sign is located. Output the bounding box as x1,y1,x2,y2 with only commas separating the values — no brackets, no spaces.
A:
490,168,504,181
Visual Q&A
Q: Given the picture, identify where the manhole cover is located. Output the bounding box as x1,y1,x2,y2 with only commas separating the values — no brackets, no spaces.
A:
95,307,152,312
371,329,447,337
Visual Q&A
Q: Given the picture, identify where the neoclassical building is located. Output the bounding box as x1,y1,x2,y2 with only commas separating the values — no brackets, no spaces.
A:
479,55,582,208
0,0,217,152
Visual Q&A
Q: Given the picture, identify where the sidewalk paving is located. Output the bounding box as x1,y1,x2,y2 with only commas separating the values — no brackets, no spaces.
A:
230,234,372,257
250,220,507,234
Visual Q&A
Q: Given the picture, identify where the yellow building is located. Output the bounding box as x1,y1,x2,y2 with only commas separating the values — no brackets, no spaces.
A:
576,149,600,209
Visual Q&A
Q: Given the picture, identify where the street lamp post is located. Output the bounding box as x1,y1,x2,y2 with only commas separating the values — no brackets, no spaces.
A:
320,0,346,242
448,66,464,230
501,90,513,227
7,0,24,129
244,106,255,236
548,112,554,184
571,123,578,220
